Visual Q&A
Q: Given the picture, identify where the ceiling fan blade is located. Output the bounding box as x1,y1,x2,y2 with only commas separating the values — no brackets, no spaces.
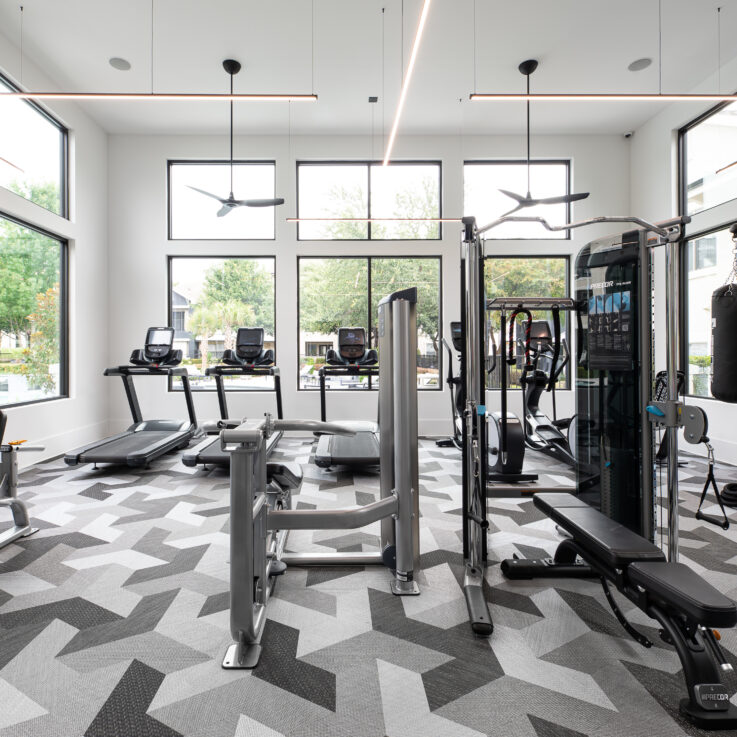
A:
217,204,234,217
188,185,227,203
498,188,529,204
234,198,286,208
535,192,590,205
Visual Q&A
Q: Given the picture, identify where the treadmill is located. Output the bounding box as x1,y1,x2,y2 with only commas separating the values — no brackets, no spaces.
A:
65,327,199,468
183,327,283,468
314,327,380,469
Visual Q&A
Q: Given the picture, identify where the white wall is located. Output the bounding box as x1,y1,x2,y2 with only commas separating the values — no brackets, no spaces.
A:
0,33,109,466
630,56,737,462
107,132,630,436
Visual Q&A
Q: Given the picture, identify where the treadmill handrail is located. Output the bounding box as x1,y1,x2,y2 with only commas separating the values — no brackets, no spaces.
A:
104,365,190,377
318,365,379,377
205,365,281,377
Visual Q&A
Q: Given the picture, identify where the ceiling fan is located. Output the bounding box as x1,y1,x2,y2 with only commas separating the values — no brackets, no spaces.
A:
499,59,589,215
188,59,285,216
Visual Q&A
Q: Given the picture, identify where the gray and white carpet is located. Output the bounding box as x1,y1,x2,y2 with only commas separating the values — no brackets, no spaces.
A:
0,437,736,737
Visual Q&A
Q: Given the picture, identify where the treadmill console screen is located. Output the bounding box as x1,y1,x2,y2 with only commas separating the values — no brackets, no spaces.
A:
450,322,463,352
236,327,265,361
338,327,366,361
146,328,174,347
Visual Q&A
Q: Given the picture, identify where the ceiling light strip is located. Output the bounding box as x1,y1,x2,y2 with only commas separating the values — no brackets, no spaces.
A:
286,217,461,223
382,0,432,166
470,93,737,102
0,92,317,102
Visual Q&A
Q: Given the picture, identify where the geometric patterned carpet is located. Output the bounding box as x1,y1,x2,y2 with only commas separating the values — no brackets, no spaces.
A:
1,437,736,737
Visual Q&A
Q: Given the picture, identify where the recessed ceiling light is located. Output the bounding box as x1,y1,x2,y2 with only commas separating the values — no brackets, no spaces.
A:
109,57,131,71
628,57,652,72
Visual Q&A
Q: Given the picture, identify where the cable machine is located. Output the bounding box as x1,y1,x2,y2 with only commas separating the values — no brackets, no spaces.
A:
460,212,700,636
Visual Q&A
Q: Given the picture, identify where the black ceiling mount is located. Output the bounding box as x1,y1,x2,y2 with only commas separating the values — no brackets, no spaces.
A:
222,59,242,76
518,59,538,77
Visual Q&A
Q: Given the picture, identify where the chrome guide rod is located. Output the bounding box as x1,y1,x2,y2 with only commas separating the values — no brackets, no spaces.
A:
665,239,680,561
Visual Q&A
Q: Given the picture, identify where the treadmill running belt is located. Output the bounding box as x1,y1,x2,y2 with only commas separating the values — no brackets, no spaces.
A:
80,431,186,465
195,431,281,467
316,432,380,467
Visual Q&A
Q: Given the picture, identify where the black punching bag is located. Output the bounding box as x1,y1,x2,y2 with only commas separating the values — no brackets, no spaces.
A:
711,224,737,403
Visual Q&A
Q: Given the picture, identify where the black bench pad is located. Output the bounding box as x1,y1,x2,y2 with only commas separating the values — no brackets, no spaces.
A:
534,493,665,569
629,561,737,628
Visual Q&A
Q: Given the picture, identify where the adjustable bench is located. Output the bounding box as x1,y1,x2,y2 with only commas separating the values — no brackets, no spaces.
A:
501,493,737,730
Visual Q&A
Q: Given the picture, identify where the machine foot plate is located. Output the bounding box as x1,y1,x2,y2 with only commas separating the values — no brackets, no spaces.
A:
390,580,420,596
222,643,261,669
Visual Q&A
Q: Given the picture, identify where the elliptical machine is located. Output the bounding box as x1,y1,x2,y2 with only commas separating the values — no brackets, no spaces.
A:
519,318,577,467
436,322,464,449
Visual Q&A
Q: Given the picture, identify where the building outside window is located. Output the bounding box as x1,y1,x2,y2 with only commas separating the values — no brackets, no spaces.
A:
168,257,276,390
168,161,276,239
0,214,67,407
464,161,570,239
0,75,67,216
298,257,441,389
681,102,737,216
297,162,441,240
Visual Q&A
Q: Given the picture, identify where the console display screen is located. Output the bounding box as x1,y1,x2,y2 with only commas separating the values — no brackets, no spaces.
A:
147,328,173,346
238,328,263,347
339,328,365,346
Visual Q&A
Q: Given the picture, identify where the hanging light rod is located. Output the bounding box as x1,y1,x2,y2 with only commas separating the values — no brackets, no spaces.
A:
0,91,317,102
470,92,737,102
286,217,461,223
382,0,432,166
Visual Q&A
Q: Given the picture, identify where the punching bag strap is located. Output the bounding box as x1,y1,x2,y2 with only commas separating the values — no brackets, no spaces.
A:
695,442,730,530
546,307,561,393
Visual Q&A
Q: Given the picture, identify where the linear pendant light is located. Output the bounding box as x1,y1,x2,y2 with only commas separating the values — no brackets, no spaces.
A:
470,93,737,102
0,91,317,102
382,0,432,166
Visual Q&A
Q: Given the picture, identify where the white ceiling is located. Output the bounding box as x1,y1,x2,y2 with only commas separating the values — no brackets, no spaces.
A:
0,0,735,136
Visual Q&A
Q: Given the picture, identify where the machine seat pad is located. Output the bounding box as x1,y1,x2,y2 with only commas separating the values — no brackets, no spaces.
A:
266,462,303,491
628,561,737,628
534,493,665,569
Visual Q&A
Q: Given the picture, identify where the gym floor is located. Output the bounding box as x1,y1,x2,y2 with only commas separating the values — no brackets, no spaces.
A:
1,441,735,737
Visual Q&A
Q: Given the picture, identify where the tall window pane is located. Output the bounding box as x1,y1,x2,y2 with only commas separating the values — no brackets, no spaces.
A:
370,164,440,239
683,102,737,216
0,216,65,406
169,162,276,239
298,258,369,388
370,258,441,387
169,257,275,390
297,165,369,240
0,77,66,216
484,256,569,389
464,161,569,239
296,161,441,240
685,227,733,397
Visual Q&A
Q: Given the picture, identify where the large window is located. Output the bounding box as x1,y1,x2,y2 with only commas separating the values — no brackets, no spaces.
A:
0,214,67,407
464,161,570,239
297,162,441,240
684,226,734,398
298,257,441,390
484,256,570,389
681,102,737,216
0,76,67,216
168,257,275,390
168,161,276,240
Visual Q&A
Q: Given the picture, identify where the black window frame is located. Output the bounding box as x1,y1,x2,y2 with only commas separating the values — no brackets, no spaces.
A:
483,253,572,390
296,160,443,241
296,254,443,391
464,159,572,240
0,73,69,219
678,96,737,219
0,210,69,409
167,160,278,241
166,254,277,392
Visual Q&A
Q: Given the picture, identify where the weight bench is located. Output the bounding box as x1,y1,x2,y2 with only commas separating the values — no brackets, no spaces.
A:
501,493,737,730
